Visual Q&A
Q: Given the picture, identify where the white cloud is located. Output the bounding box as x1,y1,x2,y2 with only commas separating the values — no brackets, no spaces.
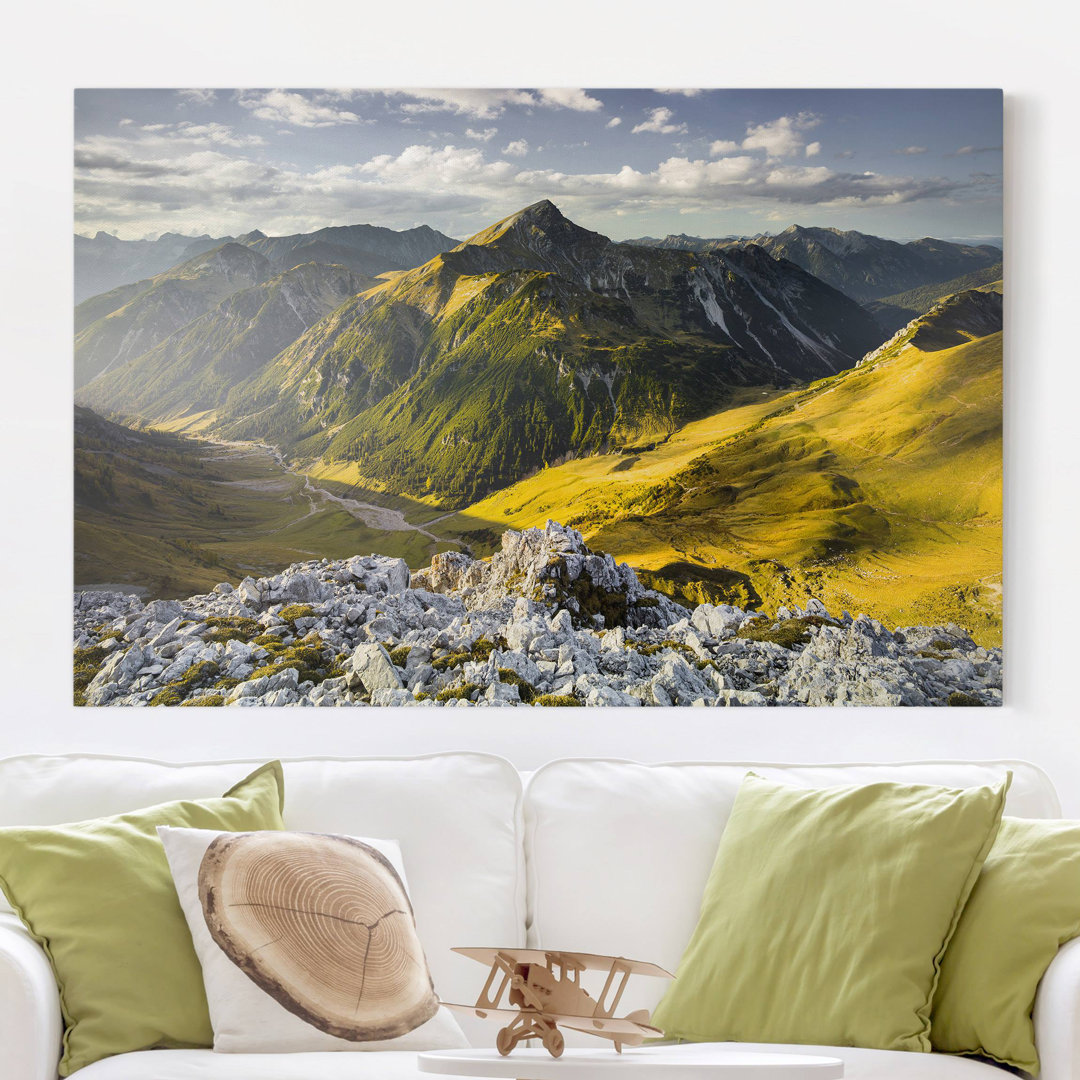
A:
502,139,529,157
356,144,518,188
606,117,622,128
388,88,602,119
632,107,688,135
81,121,266,153
237,89,363,128
535,88,603,112
741,112,820,157
172,121,266,148
654,88,702,97
74,131,976,242
710,139,739,155
896,145,928,155
805,141,821,157
118,118,134,127
836,149,855,159
176,89,218,106
954,144,1002,156
465,127,498,142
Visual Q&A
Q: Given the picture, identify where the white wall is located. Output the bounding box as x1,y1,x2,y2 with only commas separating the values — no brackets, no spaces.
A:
4,2,1079,809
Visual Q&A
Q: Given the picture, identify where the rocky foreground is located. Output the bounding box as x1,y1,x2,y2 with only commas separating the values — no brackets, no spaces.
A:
74,522,1002,708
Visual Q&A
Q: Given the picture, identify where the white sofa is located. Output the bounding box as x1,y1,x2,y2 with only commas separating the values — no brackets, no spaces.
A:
0,754,1075,1080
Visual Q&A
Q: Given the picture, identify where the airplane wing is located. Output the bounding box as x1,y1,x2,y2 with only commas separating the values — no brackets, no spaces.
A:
452,947,673,978
443,1002,663,1039
551,1013,665,1038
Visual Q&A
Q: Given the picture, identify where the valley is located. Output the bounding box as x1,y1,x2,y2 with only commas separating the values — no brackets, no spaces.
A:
75,408,458,599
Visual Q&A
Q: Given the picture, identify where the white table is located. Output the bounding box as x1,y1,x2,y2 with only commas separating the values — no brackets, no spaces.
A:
418,1046,845,1080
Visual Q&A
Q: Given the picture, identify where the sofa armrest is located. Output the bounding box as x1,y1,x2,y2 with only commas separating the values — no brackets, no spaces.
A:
1035,936,1080,1080
0,914,62,1080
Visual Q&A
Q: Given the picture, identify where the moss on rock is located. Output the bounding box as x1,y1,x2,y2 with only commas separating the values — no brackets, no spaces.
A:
73,644,110,706
435,682,481,702
149,660,220,707
497,667,537,703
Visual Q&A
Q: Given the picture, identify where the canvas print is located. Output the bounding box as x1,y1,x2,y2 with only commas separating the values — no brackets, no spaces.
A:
72,88,1003,707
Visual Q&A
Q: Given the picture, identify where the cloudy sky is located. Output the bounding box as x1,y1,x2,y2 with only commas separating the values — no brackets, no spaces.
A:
74,88,1002,243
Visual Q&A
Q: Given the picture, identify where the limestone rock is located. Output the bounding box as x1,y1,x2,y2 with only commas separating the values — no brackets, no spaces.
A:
346,643,403,694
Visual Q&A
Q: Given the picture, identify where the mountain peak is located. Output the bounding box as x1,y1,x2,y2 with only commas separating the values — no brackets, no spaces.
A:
455,200,604,258
505,199,569,230
518,198,561,217
238,229,267,243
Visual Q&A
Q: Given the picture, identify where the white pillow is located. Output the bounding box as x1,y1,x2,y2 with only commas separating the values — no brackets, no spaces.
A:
158,826,468,1053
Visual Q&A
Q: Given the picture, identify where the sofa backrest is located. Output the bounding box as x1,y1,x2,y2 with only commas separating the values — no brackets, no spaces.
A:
0,752,525,1042
0,753,1059,1048
524,758,1059,1032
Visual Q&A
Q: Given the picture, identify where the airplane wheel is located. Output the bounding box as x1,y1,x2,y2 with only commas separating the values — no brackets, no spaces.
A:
543,1028,565,1058
496,1027,514,1056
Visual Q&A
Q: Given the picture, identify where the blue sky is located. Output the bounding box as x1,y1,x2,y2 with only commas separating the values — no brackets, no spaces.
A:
74,88,1002,243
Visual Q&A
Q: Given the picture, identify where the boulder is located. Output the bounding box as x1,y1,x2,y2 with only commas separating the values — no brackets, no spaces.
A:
346,643,403,694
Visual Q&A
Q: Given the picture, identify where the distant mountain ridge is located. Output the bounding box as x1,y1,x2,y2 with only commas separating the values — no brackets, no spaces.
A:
621,232,751,251
626,224,1001,304
241,223,459,279
75,222,459,306
79,261,373,417
74,231,232,304
74,243,273,388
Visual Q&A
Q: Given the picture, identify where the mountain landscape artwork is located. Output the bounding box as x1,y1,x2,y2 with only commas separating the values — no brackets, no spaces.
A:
73,88,1004,708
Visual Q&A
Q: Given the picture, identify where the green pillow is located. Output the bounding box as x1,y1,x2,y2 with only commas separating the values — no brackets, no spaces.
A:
651,771,1010,1053
932,817,1080,1074
0,761,285,1075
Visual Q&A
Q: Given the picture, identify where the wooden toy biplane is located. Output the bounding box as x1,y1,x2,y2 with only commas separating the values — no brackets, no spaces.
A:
444,947,673,1059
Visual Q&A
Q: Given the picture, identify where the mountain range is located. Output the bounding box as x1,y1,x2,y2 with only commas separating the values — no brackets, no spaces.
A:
73,201,1003,640
74,231,231,304
74,222,458,307
78,260,372,416
78,200,881,504
625,225,1001,304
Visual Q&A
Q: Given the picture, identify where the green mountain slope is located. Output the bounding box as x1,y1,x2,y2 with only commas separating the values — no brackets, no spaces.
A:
74,243,272,388
442,286,1003,643
77,262,371,421
214,201,883,505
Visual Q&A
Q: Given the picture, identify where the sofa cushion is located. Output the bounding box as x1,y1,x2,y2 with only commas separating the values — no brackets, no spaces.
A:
650,772,1009,1051
160,826,468,1053
72,1044,1011,1080
524,758,1056,1033
0,753,525,1045
932,816,1080,1073
0,762,285,1075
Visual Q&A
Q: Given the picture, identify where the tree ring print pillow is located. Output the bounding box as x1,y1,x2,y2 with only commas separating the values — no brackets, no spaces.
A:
159,827,467,1053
